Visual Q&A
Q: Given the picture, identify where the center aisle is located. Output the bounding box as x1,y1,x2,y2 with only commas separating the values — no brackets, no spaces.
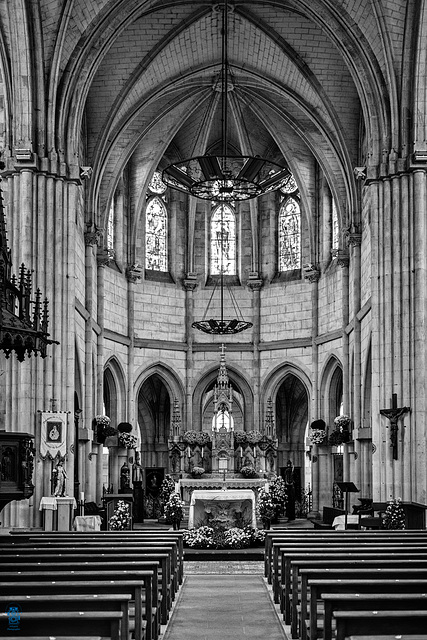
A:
162,572,288,640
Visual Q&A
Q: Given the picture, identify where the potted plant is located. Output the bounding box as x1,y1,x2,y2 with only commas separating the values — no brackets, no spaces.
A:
94,415,116,444
118,431,137,449
108,500,131,530
382,498,406,530
240,465,257,478
269,476,287,520
256,489,276,529
164,492,185,529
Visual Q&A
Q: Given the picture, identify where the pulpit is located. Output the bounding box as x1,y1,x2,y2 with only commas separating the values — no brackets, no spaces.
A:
188,488,257,529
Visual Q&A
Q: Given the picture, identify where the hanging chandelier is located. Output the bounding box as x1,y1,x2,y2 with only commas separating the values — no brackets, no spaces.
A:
191,203,253,335
162,1,291,203
0,182,58,361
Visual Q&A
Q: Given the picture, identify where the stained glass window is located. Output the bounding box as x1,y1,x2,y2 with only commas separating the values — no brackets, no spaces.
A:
148,170,167,195
145,196,168,271
332,199,339,251
210,204,236,275
107,198,114,251
279,196,301,271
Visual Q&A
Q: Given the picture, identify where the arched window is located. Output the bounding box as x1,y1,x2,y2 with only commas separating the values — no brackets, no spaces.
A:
145,171,168,272
210,203,236,275
278,196,301,271
332,199,339,252
107,199,115,252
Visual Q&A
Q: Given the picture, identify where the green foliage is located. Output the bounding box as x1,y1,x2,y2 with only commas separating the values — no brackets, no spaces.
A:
160,475,175,503
183,525,265,549
269,476,288,516
257,488,276,522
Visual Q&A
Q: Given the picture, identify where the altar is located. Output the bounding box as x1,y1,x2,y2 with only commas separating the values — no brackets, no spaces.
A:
188,488,257,529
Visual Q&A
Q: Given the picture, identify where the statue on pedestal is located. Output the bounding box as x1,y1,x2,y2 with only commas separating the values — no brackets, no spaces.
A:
284,459,295,521
52,459,67,497
120,462,131,493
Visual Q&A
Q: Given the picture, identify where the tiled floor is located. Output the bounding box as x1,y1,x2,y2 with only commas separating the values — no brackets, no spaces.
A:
185,560,264,574
161,571,288,640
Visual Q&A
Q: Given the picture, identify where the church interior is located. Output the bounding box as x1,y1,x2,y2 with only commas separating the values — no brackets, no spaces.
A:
1,0,427,537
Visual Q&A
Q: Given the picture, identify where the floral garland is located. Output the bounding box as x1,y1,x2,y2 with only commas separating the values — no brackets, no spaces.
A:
108,500,131,530
334,414,351,429
163,492,185,523
95,415,111,426
118,432,137,449
309,428,326,445
234,432,248,444
246,431,263,444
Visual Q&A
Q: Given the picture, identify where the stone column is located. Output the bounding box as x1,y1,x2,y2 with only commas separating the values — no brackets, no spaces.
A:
183,274,198,430
247,273,263,431
304,264,321,517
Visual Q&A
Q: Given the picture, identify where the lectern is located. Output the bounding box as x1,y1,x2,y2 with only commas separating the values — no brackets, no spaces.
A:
336,482,359,530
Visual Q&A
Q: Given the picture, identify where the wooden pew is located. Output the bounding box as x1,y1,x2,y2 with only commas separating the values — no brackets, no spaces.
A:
273,538,427,606
0,547,173,621
307,578,427,640
333,609,427,640
0,570,156,640
264,529,427,583
6,532,184,587
322,592,427,640
0,557,168,626
265,530,427,584
0,593,132,640
293,557,427,639
0,610,123,639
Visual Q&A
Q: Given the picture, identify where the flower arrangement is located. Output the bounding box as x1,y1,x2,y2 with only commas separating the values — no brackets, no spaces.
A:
309,429,326,445
94,415,116,442
182,525,266,549
234,432,247,444
163,492,185,524
334,414,351,429
246,431,263,444
191,466,205,477
108,500,131,530
382,497,406,530
118,432,137,449
269,476,287,517
160,475,175,503
195,432,211,446
240,465,257,478
257,488,276,523
182,430,198,445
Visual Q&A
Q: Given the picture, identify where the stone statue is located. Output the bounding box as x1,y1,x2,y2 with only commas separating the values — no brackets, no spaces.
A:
132,452,143,484
52,459,67,497
120,462,131,493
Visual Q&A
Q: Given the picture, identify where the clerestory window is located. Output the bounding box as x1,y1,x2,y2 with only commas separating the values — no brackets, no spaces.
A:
210,203,236,276
278,175,301,272
145,171,168,272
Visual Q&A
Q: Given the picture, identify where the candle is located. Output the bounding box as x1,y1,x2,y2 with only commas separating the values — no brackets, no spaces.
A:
80,491,85,502
253,446,257,458
240,446,243,458
187,446,191,458
201,446,204,458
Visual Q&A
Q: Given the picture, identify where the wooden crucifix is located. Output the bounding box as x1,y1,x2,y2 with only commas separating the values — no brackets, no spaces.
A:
380,393,410,460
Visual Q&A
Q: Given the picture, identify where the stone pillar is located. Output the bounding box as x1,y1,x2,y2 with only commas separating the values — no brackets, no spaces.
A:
304,264,321,517
183,273,198,430
247,273,263,431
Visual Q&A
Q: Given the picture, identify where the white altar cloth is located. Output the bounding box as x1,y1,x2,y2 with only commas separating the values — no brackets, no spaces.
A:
188,489,256,529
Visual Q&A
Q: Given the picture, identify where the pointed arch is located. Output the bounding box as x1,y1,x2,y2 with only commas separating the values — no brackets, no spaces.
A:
319,354,343,427
103,356,127,426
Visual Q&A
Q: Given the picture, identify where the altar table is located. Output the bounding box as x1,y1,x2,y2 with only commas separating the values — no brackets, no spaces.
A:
39,496,77,531
73,515,102,531
188,488,257,529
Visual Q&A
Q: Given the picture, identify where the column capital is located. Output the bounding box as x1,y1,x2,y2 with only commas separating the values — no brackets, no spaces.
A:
331,248,350,267
182,273,198,291
344,225,362,247
84,228,102,247
97,247,115,267
126,263,143,282
247,272,263,291
303,263,321,282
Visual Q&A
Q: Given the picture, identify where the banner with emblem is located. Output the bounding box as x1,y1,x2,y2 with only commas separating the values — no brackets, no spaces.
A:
39,412,68,460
